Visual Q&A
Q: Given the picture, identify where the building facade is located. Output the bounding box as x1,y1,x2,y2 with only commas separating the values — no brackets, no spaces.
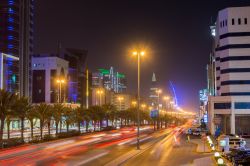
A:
0,53,19,93
92,67,127,93
0,0,34,97
33,48,90,106
149,73,159,109
32,56,68,103
208,6,250,135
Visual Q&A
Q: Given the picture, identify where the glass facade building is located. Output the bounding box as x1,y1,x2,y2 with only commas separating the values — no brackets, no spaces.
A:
0,0,34,96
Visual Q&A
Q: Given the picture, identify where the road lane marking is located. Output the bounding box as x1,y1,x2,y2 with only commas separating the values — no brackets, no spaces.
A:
74,151,109,166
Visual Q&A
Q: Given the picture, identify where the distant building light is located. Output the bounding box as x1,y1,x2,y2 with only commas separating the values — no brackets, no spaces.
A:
8,44,13,49
8,36,13,40
8,17,14,22
8,8,14,14
8,26,14,31
8,0,14,5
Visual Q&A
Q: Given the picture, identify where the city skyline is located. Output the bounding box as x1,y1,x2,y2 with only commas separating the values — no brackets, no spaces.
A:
1,1,250,165
34,0,250,111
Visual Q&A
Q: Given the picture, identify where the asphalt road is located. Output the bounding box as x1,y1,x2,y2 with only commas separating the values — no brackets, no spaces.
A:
0,126,158,166
0,125,209,166
122,129,211,166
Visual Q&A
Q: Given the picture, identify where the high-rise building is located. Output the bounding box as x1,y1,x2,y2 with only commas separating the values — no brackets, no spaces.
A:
92,67,127,93
0,53,19,93
149,72,159,108
208,6,250,135
32,56,68,103
33,48,90,106
0,0,34,97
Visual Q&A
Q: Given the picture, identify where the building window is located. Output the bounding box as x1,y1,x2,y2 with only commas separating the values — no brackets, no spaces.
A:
238,18,241,25
235,102,250,109
245,18,247,24
232,19,235,25
214,102,231,109
225,20,227,26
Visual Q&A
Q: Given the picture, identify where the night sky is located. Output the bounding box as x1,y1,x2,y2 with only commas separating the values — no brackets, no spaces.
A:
34,0,250,111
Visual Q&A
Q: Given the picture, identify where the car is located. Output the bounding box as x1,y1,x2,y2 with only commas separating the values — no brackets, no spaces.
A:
236,155,250,166
226,149,250,162
192,131,201,136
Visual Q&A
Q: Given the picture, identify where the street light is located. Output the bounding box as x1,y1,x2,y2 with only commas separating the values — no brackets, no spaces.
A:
117,96,124,111
96,89,104,105
131,101,137,107
56,79,65,103
141,104,146,110
132,50,145,150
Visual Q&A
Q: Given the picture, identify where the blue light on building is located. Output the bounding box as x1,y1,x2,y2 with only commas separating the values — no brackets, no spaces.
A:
8,8,14,14
8,44,13,49
8,26,14,31
8,17,14,22
8,36,13,40
8,0,14,5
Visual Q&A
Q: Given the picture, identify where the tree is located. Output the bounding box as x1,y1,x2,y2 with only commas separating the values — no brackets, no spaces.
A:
26,106,36,139
89,106,104,131
63,107,74,133
83,109,91,132
0,89,17,141
52,103,65,135
34,103,50,139
103,104,117,127
74,107,85,132
12,97,31,141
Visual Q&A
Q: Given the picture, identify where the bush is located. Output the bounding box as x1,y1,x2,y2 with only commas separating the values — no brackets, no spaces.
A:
101,126,116,131
0,138,24,148
43,134,55,142
57,130,80,139
29,135,41,144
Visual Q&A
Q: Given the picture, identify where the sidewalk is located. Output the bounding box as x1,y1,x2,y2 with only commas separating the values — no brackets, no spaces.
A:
190,138,215,166
190,138,211,153
193,156,214,166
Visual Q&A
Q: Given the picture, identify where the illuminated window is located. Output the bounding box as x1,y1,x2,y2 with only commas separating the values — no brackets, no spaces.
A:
232,19,235,25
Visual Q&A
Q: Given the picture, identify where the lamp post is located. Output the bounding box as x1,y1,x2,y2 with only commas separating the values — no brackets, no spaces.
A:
56,79,65,103
132,50,145,150
156,89,162,129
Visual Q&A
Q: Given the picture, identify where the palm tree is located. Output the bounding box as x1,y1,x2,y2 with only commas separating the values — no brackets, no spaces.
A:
74,107,84,133
46,107,52,136
34,103,50,139
89,106,104,131
12,97,31,141
52,103,65,135
26,106,36,139
63,107,74,133
5,114,13,139
0,89,17,141
103,104,116,127
83,109,91,132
